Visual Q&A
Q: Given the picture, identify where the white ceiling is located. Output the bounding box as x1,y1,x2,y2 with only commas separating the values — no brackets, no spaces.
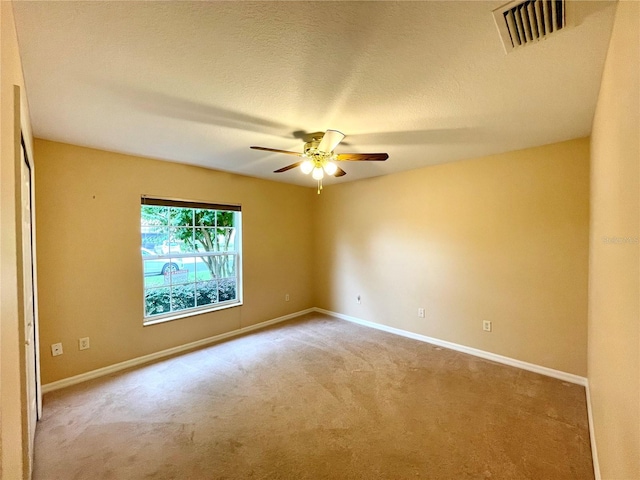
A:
13,1,617,187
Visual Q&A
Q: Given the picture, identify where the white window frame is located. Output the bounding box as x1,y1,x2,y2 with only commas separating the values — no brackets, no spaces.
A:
141,197,242,325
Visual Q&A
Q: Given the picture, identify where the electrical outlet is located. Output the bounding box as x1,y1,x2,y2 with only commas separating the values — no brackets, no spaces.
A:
79,337,90,350
418,307,425,318
483,320,492,332
51,343,63,356
356,295,361,304
285,294,290,302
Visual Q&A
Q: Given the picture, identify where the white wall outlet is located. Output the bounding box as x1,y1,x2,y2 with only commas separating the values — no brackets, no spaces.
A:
79,337,90,350
356,295,361,304
418,307,425,318
51,343,63,356
285,294,290,302
483,320,492,332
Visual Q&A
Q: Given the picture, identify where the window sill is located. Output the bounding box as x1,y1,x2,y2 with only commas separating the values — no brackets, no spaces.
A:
143,301,242,326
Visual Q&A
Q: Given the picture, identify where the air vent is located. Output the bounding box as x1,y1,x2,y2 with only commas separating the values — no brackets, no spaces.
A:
493,0,566,53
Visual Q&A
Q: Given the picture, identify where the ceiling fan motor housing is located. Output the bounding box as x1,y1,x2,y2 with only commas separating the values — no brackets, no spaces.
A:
303,138,323,154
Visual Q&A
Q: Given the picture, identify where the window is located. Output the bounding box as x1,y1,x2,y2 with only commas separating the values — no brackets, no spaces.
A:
140,197,242,323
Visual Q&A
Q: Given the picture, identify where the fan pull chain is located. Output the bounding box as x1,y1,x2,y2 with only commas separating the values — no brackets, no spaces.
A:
317,178,323,194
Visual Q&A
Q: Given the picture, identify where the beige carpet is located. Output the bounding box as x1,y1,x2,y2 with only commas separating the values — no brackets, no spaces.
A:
34,313,593,479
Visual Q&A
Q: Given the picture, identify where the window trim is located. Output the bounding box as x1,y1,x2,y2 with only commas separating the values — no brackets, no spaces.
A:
140,197,243,325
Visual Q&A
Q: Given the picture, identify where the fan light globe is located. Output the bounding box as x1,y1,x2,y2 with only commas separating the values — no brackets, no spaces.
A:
323,162,338,175
300,160,313,174
312,167,324,180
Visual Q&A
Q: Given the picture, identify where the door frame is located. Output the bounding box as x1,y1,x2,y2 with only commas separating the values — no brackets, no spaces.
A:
21,133,42,421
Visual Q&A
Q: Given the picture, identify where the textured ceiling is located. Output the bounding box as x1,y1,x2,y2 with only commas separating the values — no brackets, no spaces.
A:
13,1,616,187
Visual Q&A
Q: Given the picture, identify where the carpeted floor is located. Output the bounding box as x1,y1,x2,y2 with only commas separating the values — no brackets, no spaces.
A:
34,314,593,479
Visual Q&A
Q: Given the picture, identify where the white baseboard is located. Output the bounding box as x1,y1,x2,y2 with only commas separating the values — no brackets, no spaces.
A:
315,308,588,386
585,382,601,480
43,306,586,390
41,308,314,394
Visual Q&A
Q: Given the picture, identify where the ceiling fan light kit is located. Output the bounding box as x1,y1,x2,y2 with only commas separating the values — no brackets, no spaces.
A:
298,132,343,192
250,129,389,194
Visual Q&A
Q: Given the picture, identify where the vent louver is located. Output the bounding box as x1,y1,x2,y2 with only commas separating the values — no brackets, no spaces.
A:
493,0,566,53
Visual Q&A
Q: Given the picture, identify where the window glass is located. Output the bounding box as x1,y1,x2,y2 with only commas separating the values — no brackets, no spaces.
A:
141,199,242,323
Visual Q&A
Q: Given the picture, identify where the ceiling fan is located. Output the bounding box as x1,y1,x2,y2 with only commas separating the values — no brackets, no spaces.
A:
250,130,388,193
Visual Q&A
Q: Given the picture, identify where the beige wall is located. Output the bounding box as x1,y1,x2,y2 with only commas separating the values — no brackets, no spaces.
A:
34,139,316,384
588,1,640,478
315,138,590,376
1,1,36,478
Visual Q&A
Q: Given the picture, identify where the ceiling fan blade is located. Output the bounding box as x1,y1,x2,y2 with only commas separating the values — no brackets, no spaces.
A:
250,146,302,156
335,153,388,161
274,161,303,173
334,166,347,177
317,129,345,153
292,130,325,142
